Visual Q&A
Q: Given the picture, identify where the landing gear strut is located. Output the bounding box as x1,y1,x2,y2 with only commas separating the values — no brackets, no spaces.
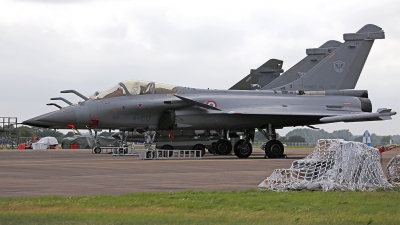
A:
143,131,158,158
258,124,284,158
143,131,157,150
116,131,128,154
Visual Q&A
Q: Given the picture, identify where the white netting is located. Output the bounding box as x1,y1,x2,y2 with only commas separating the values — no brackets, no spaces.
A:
258,139,392,191
387,154,400,185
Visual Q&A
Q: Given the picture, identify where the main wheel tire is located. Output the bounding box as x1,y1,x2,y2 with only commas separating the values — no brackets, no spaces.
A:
215,139,232,155
234,139,252,158
93,146,101,154
192,144,206,157
264,140,284,158
161,145,174,157
208,142,216,154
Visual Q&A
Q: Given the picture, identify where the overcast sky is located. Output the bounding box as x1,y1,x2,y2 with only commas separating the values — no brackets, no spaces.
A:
1,0,399,136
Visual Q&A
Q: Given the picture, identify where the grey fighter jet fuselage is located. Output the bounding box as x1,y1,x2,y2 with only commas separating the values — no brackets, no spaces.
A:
25,81,395,144
32,85,373,130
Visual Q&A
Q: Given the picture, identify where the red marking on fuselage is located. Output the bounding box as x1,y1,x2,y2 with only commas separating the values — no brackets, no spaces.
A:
168,130,175,139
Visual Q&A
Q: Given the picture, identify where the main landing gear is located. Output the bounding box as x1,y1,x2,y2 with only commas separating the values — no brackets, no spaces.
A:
234,139,252,158
215,139,232,155
214,130,232,155
214,129,254,158
263,140,284,158
258,124,285,158
233,129,254,158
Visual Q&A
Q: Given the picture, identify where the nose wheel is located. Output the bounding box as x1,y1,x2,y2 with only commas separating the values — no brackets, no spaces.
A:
93,146,102,154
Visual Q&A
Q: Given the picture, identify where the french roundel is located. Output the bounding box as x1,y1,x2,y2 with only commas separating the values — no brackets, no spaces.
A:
206,100,217,108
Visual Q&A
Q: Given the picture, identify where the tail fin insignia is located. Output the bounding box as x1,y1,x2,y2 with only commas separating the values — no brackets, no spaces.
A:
333,60,345,73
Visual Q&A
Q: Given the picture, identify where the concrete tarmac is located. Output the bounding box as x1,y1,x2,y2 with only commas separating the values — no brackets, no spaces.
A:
0,147,398,197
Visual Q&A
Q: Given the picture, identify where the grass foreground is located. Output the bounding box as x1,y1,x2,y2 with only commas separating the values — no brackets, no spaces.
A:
0,188,399,225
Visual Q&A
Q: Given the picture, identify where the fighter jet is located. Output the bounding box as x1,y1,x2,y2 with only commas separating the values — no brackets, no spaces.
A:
27,59,284,131
271,24,383,91
261,40,341,90
40,38,341,113
229,39,342,91
229,59,284,90
40,40,339,155
23,24,395,159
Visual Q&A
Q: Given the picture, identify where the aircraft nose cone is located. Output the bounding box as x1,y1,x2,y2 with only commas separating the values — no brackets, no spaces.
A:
22,114,52,128
37,107,76,124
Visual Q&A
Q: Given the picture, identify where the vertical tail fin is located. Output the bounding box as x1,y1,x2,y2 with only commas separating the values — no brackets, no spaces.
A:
261,40,341,90
273,24,384,92
229,59,283,90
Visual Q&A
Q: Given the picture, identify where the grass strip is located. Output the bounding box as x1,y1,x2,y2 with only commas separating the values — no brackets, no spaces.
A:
0,188,399,224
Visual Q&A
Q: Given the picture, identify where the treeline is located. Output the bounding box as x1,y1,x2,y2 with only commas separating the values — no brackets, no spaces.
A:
13,126,400,145
16,126,113,142
255,128,399,144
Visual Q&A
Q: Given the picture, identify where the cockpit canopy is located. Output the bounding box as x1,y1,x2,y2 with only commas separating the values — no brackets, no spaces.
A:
90,80,178,100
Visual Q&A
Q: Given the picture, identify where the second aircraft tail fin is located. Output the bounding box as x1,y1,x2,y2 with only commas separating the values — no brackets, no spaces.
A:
273,24,384,92
261,40,341,90
229,59,283,90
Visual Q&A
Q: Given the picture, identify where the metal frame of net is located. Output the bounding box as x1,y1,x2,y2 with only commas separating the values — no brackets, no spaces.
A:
259,139,392,191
